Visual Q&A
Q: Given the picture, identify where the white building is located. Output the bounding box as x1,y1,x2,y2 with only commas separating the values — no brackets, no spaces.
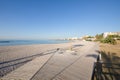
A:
103,32,120,38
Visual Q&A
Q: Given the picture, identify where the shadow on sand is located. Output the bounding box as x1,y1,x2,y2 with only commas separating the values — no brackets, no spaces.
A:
73,44,84,47
86,54,98,59
92,50,120,80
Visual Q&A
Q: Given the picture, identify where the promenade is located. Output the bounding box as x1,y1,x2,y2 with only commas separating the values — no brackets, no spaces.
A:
1,41,99,80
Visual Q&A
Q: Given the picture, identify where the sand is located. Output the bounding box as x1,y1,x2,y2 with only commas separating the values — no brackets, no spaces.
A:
0,41,99,80
0,41,74,62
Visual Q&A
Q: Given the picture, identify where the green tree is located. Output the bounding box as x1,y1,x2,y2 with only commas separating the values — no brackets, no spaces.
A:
101,36,117,45
95,33,103,41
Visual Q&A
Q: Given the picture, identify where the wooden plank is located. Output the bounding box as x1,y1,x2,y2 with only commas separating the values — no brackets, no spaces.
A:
1,54,52,80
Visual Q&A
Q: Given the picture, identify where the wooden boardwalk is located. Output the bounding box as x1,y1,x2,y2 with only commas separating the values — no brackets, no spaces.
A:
1,41,99,80
1,54,53,80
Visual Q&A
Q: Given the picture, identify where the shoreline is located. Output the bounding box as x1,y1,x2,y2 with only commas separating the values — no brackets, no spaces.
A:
1,41,99,80
0,41,84,62
0,40,69,46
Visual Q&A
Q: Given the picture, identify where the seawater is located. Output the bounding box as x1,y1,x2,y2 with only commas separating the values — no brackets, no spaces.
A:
0,40,68,46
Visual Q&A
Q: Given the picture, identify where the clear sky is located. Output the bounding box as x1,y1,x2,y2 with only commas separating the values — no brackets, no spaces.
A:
0,0,120,40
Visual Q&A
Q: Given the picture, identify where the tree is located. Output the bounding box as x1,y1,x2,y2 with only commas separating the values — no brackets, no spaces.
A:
101,36,117,45
95,33,103,41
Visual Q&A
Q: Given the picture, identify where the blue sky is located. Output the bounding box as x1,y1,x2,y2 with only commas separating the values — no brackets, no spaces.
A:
0,0,120,40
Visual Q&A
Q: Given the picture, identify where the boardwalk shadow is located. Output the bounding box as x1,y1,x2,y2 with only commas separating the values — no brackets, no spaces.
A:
92,50,120,80
0,49,57,77
86,54,98,59
73,44,84,47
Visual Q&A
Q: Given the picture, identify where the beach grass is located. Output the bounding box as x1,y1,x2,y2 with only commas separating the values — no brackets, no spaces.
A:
99,40,120,80
100,40,120,57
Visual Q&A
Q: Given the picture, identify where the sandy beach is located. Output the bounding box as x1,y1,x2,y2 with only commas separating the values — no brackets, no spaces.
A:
0,41,74,62
0,41,99,80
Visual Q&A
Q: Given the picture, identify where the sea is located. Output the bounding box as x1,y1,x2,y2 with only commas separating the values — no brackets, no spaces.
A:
0,40,69,46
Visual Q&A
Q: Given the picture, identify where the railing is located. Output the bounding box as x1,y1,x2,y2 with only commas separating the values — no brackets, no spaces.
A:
92,54,120,80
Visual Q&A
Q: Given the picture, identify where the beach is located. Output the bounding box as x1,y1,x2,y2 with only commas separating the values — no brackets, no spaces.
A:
0,41,99,80
0,41,71,62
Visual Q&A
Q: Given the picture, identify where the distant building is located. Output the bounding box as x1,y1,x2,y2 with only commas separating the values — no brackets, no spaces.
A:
67,37,79,40
82,35,96,41
103,32,120,38
71,37,78,40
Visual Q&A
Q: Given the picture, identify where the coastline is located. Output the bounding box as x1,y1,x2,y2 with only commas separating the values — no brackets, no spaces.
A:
0,40,69,46
0,41,82,62
0,41,99,80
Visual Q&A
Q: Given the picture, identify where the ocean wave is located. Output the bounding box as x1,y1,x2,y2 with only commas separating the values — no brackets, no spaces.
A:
0,41,10,43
